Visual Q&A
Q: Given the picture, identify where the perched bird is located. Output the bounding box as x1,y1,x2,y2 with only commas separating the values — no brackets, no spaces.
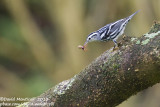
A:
78,11,139,51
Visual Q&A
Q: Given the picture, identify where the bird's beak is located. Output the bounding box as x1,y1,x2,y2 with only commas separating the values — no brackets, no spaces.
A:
84,41,88,47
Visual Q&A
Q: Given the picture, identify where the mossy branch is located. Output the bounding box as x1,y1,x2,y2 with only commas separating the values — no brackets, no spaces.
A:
19,23,160,107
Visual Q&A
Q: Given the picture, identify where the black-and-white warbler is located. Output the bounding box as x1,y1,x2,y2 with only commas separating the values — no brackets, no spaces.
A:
80,11,139,50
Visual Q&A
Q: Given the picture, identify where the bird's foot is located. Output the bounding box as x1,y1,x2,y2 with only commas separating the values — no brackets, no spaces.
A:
122,34,126,39
112,46,119,51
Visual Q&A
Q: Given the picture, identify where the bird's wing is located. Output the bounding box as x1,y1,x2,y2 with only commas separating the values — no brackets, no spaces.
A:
98,19,124,40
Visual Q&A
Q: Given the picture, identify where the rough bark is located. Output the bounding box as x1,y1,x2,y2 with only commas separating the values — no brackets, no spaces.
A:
18,23,160,107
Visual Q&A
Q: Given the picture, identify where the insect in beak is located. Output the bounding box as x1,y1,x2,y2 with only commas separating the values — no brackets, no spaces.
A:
78,41,88,51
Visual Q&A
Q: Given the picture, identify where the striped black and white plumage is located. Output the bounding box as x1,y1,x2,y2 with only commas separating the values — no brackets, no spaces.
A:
83,11,139,48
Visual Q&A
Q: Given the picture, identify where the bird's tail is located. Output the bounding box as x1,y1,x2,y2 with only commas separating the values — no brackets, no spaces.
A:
123,10,139,24
127,10,139,21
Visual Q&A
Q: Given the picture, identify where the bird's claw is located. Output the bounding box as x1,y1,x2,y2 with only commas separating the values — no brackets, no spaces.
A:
112,46,119,51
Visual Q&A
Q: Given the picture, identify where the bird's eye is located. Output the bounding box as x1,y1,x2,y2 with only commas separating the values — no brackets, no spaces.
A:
88,38,91,40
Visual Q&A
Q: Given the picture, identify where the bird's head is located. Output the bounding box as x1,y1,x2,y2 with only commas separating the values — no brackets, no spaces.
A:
84,32,100,46
78,32,100,51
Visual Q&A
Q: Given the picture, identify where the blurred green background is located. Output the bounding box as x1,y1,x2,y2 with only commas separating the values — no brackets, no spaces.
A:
0,0,160,106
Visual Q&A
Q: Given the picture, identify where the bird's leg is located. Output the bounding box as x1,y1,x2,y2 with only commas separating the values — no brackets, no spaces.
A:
113,40,119,51
113,40,118,48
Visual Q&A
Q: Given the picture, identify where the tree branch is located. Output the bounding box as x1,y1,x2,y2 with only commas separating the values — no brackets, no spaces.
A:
19,23,160,107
